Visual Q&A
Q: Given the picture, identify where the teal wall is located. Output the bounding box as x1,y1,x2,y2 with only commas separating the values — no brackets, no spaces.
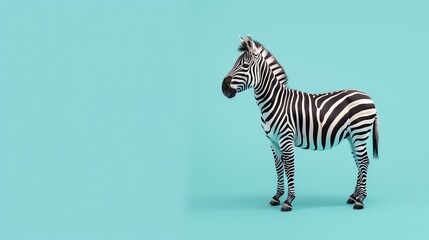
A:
1,0,428,239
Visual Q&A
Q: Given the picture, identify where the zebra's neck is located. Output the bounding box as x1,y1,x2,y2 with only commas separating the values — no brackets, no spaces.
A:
260,48,288,87
253,61,287,112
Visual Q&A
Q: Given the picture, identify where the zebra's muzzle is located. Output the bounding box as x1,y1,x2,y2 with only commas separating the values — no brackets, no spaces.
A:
222,76,236,98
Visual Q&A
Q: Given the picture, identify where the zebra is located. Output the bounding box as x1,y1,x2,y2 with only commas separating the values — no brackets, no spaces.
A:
221,35,379,211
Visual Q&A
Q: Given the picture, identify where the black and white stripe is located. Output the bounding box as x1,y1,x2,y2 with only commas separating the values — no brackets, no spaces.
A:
222,36,379,211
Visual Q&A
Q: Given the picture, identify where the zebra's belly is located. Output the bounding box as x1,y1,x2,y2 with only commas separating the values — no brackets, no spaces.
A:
294,136,347,151
293,126,350,151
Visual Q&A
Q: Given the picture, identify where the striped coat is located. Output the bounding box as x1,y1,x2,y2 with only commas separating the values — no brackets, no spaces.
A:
222,35,378,211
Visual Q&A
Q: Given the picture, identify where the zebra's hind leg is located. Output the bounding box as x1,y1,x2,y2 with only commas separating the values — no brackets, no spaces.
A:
347,134,370,210
346,146,358,205
269,142,284,206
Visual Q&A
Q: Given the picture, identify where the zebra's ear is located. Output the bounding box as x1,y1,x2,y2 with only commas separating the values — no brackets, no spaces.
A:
245,35,257,55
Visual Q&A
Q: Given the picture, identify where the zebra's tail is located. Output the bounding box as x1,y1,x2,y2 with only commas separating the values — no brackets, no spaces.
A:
372,116,379,159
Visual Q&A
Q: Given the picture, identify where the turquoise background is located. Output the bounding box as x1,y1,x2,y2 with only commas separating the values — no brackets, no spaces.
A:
1,0,428,239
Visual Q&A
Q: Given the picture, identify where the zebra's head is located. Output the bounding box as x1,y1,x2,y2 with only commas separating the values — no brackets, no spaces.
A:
222,35,263,98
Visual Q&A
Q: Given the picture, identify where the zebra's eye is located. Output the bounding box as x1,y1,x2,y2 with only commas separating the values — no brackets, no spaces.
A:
242,62,250,68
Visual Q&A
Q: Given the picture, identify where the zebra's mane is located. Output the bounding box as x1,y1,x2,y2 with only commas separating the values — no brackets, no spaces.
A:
238,40,288,87
238,40,263,52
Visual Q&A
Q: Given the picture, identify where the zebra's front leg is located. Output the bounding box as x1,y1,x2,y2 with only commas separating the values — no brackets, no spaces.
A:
279,141,296,212
269,143,284,206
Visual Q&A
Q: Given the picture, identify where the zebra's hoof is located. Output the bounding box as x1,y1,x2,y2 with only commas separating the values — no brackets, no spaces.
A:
269,198,280,206
353,201,364,210
347,196,356,204
280,202,292,212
